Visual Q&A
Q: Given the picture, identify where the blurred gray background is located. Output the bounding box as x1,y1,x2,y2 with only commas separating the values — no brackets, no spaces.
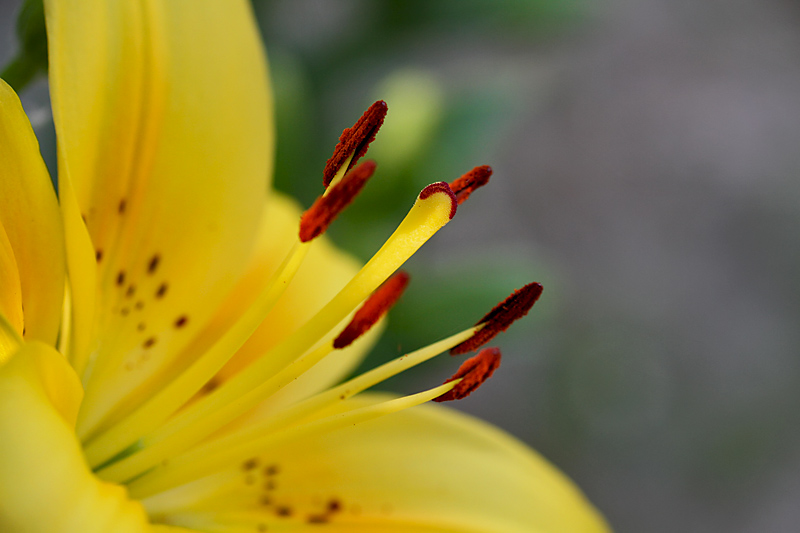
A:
3,0,800,531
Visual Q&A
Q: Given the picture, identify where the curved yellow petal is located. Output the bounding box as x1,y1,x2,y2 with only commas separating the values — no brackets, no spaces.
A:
143,394,610,533
45,0,274,436
0,79,65,346
0,342,150,532
0,222,23,341
0,309,23,366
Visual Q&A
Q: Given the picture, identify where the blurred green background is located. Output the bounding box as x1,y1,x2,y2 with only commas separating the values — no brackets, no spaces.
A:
4,0,800,531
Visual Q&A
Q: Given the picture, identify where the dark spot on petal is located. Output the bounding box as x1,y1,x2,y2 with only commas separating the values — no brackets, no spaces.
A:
126,285,136,297
137,323,146,332
135,300,144,310
174,315,188,328
95,249,103,262
257,524,268,532
201,378,220,394
143,337,156,349
121,307,130,316
156,283,168,298
276,506,292,518
264,464,280,476
148,254,160,274
328,499,342,513
116,271,126,286
118,199,127,214
259,496,272,507
242,458,259,471
307,514,328,524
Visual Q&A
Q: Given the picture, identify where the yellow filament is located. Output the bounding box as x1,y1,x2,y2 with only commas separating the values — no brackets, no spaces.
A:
97,326,474,483
97,339,334,483
325,152,354,190
127,381,459,499
83,241,310,467
86,152,357,464
112,188,455,466
268,326,478,424
142,469,242,517
56,284,72,356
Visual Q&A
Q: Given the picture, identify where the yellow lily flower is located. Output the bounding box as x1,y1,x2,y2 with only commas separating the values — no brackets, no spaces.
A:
0,1,611,531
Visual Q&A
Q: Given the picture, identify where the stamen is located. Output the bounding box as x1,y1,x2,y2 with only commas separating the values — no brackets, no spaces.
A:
82,241,311,467
434,347,501,402
450,282,543,355
299,161,376,242
333,271,409,349
86,183,456,468
126,382,458,499
94,187,459,478
322,101,387,188
449,165,492,205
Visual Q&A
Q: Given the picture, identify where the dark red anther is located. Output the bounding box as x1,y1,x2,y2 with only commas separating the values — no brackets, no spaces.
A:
449,165,492,205
323,101,388,188
434,347,502,402
300,161,377,242
333,271,410,349
419,181,458,220
450,282,543,355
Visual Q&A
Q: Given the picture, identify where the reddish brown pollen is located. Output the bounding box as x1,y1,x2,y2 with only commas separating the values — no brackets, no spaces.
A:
334,271,410,349
323,100,388,188
419,181,458,220
450,282,543,355
434,347,502,402
449,165,492,205
300,161,377,242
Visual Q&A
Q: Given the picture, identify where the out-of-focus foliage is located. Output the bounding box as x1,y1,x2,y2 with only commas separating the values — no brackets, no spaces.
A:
1,0,47,92
254,0,582,369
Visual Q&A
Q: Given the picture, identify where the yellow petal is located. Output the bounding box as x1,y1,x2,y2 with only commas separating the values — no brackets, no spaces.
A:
143,394,610,533
44,0,274,435
0,79,65,346
0,222,23,342
0,309,23,366
0,341,150,532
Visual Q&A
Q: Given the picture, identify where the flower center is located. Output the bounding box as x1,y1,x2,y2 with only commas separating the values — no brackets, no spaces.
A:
70,102,541,527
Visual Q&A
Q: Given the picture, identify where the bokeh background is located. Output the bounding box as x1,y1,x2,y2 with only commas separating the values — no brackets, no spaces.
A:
3,0,800,531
